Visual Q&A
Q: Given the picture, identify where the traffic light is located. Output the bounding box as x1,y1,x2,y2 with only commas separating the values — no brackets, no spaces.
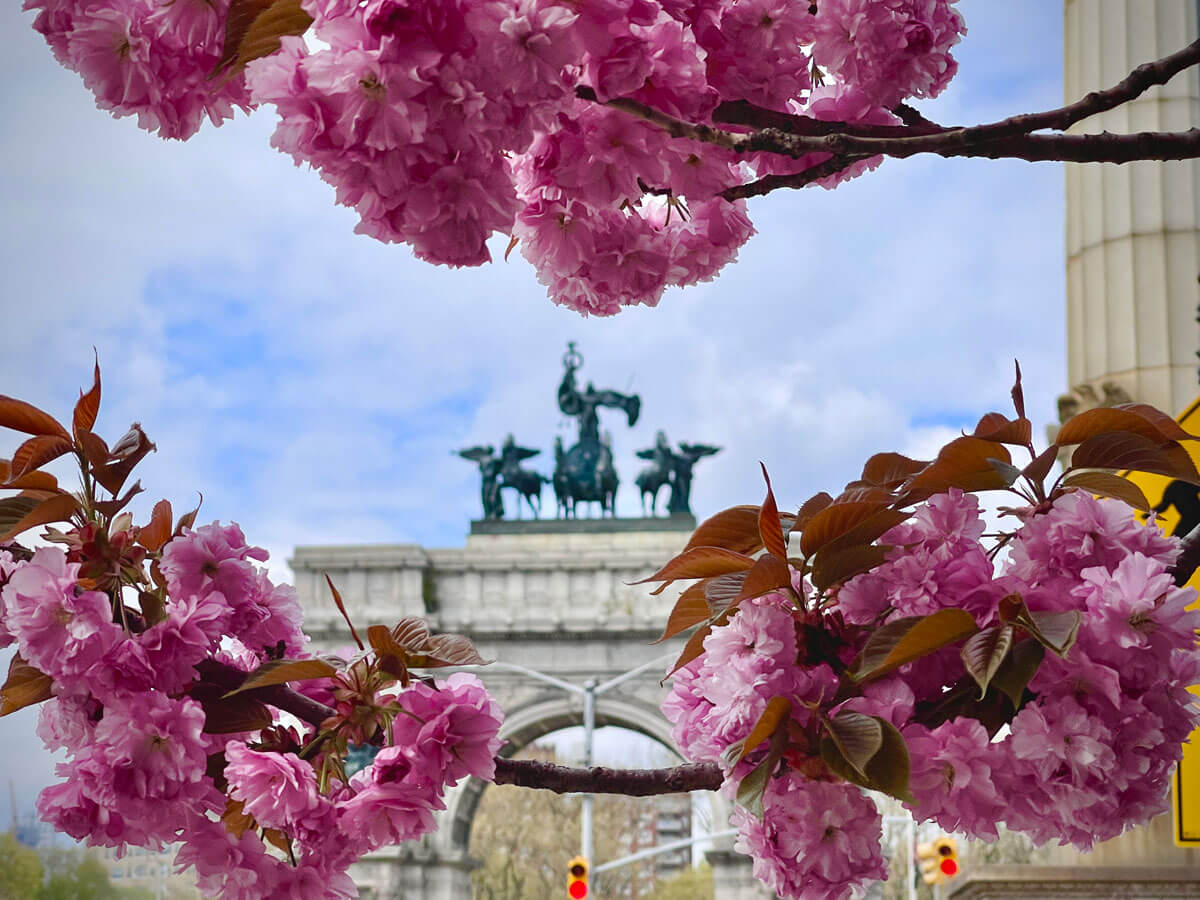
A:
916,836,960,885
567,855,589,899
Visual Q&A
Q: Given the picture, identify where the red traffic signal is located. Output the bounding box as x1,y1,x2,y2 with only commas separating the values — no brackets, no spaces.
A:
916,836,960,885
567,855,589,899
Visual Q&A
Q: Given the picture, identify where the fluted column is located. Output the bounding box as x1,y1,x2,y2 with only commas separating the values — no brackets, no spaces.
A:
1065,0,1200,415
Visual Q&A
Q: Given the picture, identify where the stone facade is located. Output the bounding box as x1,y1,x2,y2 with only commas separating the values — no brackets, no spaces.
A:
950,865,1200,900
290,519,763,899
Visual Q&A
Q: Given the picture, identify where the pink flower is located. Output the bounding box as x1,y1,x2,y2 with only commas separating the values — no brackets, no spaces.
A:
160,522,268,602
226,742,323,830
390,672,504,784
904,718,1005,839
732,773,886,900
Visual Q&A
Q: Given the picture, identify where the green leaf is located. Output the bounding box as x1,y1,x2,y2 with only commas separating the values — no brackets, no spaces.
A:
224,658,339,696
735,755,775,819
991,639,1045,707
823,711,883,778
852,609,979,682
960,625,1014,698
1061,470,1152,512
821,716,912,803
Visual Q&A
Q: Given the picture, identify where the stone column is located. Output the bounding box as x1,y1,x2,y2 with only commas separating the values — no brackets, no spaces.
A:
1064,0,1200,416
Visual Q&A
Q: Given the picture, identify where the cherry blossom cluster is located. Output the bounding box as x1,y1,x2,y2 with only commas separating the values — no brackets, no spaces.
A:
663,489,1200,900
0,522,503,900
24,0,966,313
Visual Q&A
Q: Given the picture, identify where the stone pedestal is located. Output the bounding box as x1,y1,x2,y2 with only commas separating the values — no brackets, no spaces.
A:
949,864,1200,899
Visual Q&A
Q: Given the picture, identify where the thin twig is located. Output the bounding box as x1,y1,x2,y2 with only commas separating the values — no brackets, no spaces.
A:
1171,524,1200,587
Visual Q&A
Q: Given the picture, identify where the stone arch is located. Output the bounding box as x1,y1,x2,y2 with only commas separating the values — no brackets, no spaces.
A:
434,693,683,856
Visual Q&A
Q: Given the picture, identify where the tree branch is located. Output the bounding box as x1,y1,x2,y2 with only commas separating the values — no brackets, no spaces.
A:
720,155,869,201
195,659,337,727
1172,524,1200,587
493,758,722,795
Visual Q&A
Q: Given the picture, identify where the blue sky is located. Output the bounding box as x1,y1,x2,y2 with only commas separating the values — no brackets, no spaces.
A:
0,1,1066,824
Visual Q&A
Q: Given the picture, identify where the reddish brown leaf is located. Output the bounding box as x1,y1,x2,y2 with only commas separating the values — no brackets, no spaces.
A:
811,543,890,593
0,493,80,542
1070,433,1200,484
93,424,155,495
0,654,53,716
10,434,72,478
390,616,433,651
0,470,59,491
176,494,203,535
1022,444,1059,488
799,501,890,558
1057,404,1196,446
961,625,1014,698
794,492,834,530
683,505,763,555
859,453,928,488
73,356,102,436
1061,470,1152,512
901,437,1013,498
734,554,793,605
667,623,712,677
1011,360,1026,420
635,547,756,585
200,695,273,734
216,0,312,75
225,658,339,695
758,464,788,560
818,509,910,557
835,484,897,505
703,572,746,617
971,412,1033,445
77,430,110,472
410,633,491,668
653,585,710,644
137,499,174,551
222,798,255,839
94,480,143,517
852,609,979,682
324,574,364,650
0,396,69,440
736,696,792,762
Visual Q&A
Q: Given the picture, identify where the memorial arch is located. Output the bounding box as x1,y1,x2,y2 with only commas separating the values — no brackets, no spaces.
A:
290,518,768,900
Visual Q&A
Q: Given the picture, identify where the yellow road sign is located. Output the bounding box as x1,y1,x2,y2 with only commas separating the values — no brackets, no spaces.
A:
1113,394,1200,846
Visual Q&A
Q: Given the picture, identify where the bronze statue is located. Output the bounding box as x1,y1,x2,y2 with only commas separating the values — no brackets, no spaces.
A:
554,343,639,518
635,431,720,516
457,445,505,519
498,434,549,519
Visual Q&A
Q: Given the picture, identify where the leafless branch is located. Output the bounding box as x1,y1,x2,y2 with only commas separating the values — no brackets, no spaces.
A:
494,758,722,795
1171,524,1200,587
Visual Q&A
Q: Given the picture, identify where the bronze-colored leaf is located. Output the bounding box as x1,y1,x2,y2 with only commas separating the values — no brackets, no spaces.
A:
224,658,340,696
176,494,203,535
0,654,53,716
262,828,291,855
324,574,364,651
137,499,174,551
736,696,792,763
834,484,897,505
991,639,1044,707
653,585,710,644
799,500,891,558
390,616,433,651
972,412,1033,445
820,715,912,803
794,492,834,531
859,452,929,488
1022,444,1059,488
0,396,69,440
1061,470,1152,512
10,434,72,479
77,430,110,472
1070,432,1200,484
811,543,889,593
222,797,255,839
852,609,979,682
1025,610,1081,656
410,633,491,668
758,464,788,560
1057,404,1197,446
683,506,763,555
0,470,59,492
819,509,910,557
635,547,756,586
93,424,155,495
823,711,883,777
1011,360,1026,418
138,590,167,626
94,480,143,517
734,554,793,605
200,694,273,734
667,623,712,678
0,493,81,542
216,0,312,76
961,625,1014,698
703,572,745,617
73,357,102,436
902,437,1013,497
